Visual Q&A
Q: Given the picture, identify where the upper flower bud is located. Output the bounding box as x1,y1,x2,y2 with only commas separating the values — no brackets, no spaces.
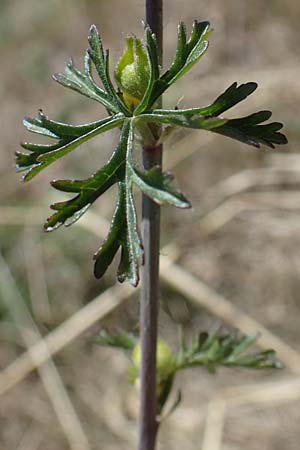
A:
115,36,150,110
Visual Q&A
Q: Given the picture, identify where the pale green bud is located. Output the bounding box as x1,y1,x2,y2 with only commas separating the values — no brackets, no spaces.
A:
115,36,150,109
131,338,174,378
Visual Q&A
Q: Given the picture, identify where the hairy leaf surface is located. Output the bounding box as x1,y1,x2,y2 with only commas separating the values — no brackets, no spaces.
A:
18,23,287,285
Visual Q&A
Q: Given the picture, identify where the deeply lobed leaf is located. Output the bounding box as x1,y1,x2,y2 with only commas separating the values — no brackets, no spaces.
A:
88,25,130,115
164,21,211,84
146,21,212,107
96,329,281,412
93,181,143,287
133,27,160,115
93,121,143,286
45,121,128,230
53,55,118,113
177,331,282,372
214,110,287,148
145,82,287,149
93,182,129,282
129,164,191,208
152,82,259,117
18,23,288,285
17,111,125,181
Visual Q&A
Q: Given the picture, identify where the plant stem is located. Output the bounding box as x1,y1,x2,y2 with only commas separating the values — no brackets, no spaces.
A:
138,1,163,450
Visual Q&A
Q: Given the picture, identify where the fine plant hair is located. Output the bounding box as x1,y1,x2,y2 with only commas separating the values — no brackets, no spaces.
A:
17,22,287,286
17,18,287,450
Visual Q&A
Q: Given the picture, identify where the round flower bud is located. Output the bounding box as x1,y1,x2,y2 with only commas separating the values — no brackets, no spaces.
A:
131,338,174,378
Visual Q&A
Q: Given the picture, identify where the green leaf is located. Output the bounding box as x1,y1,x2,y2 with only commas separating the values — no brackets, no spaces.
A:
177,331,282,372
138,112,227,130
214,111,288,148
141,108,287,149
17,112,125,181
128,164,191,208
93,183,126,279
146,80,288,148
23,109,115,138
167,21,211,84
226,349,282,370
122,183,143,286
194,82,258,117
18,22,288,286
151,82,259,117
53,55,119,113
88,25,129,115
46,119,131,231
93,120,143,286
133,27,160,115
148,21,212,106
53,25,130,115
224,334,257,361
94,179,143,287
163,21,211,84
171,22,187,76
118,121,144,286
23,116,59,138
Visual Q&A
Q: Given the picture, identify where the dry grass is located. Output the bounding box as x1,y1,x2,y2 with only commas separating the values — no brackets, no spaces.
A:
1,1,300,449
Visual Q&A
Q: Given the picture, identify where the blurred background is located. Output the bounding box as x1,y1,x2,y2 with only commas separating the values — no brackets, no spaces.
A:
0,1,300,449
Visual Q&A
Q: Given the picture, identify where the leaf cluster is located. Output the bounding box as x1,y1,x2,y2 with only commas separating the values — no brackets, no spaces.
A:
95,328,282,414
176,330,282,372
17,22,287,285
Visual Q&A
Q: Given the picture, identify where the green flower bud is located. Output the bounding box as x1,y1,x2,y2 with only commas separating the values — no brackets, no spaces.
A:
115,36,150,110
131,338,174,378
